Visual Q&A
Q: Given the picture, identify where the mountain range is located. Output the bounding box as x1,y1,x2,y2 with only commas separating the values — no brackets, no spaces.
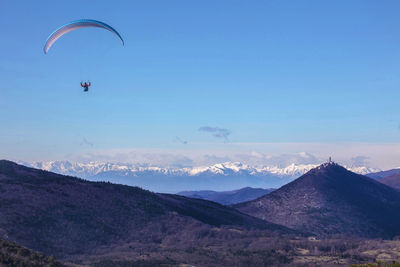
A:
2,160,400,265
367,168,400,180
20,161,379,193
0,160,293,261
178,187,275,205
236,162,400,238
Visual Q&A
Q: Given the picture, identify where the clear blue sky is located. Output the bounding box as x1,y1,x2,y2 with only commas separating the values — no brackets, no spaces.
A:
1,0,400,163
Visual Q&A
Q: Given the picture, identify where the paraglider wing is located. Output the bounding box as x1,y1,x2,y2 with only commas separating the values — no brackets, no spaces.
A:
44,19,124,54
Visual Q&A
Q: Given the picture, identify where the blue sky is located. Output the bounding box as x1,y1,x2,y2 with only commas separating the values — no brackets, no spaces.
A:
1,0,400,167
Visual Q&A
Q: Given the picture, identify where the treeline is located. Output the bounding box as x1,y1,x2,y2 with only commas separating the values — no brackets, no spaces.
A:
82,228,400,266
0,239,64,267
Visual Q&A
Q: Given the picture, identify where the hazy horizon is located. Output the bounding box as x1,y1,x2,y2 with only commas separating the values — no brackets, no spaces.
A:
4,142,400,170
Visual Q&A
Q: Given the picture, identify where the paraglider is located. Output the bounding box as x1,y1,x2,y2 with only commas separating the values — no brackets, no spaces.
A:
43,19,124,54
80,81,91,92
44,19,124,92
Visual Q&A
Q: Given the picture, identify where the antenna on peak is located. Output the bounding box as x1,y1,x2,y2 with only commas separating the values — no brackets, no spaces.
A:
328,157,332,164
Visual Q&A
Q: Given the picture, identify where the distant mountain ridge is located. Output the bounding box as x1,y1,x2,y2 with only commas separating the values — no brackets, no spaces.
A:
379,174,400,190
236,162,400,238
367,168,400,180
178,187,275,205
20,161,379,192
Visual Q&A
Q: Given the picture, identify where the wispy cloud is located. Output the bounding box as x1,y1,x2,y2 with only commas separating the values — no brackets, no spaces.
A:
350,156,370,167
199,126,231,141
233,151,321,167
174,136,188,145
80,137,94,147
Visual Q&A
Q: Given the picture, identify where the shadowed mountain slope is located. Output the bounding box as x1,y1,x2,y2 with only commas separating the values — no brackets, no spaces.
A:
235,162,400,238
0,160,292,259
379,174,400,190
178,187,275,205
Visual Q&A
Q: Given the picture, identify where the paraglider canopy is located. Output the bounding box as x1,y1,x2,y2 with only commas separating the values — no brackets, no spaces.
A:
44,19,124,54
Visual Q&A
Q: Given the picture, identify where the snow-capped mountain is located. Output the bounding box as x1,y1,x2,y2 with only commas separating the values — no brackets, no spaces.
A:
22,161,378,178
20,161,380,193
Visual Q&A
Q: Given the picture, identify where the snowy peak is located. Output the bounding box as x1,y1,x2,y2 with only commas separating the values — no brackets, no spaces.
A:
21,160,380,179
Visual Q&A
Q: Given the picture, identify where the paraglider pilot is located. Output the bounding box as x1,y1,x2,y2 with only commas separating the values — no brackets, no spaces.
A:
80,81,91,92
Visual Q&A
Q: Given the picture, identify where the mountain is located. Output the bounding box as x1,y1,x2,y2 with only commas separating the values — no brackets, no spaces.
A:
178,187,275,205
235,162,400,238
379,174,400,190
20,161,379,193
0,160,293,260
367,168,400,180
